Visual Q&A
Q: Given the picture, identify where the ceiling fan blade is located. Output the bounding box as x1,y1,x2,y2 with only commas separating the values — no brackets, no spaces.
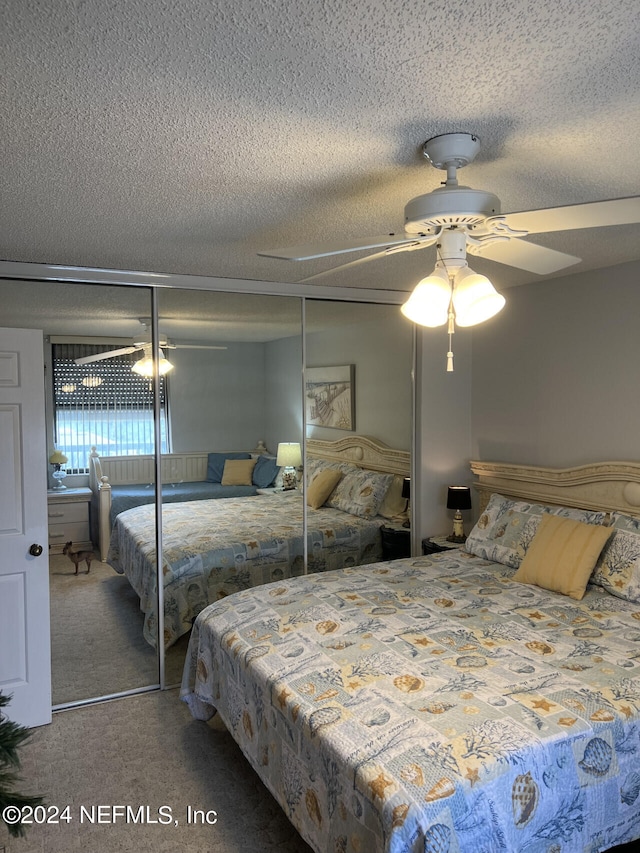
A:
299,235,439,282
172,344,228,350
495,196,640,235
258,232,433,261
299,249,401,282
468,238,581,274
74,346,140,364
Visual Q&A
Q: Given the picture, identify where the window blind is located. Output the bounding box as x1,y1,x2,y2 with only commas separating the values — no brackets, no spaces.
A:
52,343,169,471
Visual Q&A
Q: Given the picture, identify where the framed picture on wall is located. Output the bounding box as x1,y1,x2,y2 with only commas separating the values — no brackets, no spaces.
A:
305,365,355,431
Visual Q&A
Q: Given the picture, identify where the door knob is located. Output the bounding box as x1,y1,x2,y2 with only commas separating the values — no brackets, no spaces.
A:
29,543,43,557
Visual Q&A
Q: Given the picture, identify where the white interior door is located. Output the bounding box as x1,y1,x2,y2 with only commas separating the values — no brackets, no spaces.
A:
0,327,51,727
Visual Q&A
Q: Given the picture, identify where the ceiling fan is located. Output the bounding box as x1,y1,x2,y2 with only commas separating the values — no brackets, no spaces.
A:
74,319,227,367
258,132,640,281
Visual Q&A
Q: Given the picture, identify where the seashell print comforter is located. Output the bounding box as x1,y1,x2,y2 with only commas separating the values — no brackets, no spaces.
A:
181,550,640,853
107,494,384,649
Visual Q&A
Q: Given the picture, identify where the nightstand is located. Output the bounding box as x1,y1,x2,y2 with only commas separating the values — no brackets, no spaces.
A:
47,487,93,554
380,524,411,560
422,535,464,556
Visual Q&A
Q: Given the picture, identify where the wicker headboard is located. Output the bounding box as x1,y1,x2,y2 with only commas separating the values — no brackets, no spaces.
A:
306,435,410,477
470,460,640,518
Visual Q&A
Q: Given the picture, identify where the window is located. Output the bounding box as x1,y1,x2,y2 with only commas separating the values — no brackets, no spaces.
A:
52,343,170,472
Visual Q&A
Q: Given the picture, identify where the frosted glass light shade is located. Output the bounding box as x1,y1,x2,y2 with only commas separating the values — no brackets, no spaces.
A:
132,349,174,376
400,266,451,327
452,266,505,327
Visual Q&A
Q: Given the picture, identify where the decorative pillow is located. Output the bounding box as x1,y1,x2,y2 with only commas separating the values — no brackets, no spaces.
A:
512,514,613,600
465,493,608,569
252,455,280,488
379,474,409,521
326,469,393,519
221,457,257,486
306,457,357,479
305,457,328,480
306,469,343,509
206,452,251,483
591,512,640,603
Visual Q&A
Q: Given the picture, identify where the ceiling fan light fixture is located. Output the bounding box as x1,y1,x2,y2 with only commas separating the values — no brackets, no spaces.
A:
400,265,451,327
451,265,505,327
131,348,174,377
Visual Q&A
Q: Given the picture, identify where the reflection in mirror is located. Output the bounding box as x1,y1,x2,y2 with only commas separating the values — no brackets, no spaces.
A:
0,278,160,706
152,289,304,685
305,300,413,559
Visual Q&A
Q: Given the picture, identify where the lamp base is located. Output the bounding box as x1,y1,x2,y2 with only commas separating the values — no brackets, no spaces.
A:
51,468,68,490
281,469,297,491
447,511,466,543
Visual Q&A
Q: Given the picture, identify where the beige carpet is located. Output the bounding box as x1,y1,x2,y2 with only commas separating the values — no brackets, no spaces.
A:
2,688,313,853
50,554,191,705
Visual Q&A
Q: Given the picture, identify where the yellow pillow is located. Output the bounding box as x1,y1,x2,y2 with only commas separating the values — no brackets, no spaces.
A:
513,514,613,600
221,457,257,486
306,469,343,509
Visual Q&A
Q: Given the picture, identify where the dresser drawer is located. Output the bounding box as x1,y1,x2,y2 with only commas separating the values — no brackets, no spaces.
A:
48,501,88,525
49,521,90,547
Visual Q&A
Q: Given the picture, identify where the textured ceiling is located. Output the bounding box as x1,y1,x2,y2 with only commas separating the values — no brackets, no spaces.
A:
1,0,639,295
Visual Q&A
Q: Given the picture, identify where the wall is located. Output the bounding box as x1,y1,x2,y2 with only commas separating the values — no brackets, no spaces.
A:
470,260,640,467
264,335,304,455
304,304,413,450
166,343,269,452
172,335,305,458
415,324,473,541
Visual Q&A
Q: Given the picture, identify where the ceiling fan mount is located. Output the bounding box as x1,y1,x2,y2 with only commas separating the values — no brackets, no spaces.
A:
421,132,481,171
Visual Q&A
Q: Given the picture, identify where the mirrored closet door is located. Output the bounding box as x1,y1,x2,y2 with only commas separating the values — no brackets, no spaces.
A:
0,278,161,707
157,288,304,686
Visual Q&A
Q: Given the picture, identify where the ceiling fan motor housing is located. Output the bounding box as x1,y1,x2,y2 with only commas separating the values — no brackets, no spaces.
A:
404,187,501,235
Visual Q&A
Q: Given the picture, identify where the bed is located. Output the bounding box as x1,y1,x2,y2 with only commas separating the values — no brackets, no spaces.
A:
89,443,277,561
180,459,640,853
106,436,411,649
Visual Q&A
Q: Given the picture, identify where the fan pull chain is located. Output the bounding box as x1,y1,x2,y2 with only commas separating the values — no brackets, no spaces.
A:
446,301,455,372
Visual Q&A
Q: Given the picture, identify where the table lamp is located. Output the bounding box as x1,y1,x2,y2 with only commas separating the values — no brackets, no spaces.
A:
49,450,69,490
276,442,302,490
446,485,472,542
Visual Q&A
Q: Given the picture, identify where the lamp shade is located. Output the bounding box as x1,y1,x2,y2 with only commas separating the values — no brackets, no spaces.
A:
132,348,174,377
401,477,411,499
446,486,472,511
49,450,68,465
400,265,450,327
276,442,302,468
452,266,505,327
